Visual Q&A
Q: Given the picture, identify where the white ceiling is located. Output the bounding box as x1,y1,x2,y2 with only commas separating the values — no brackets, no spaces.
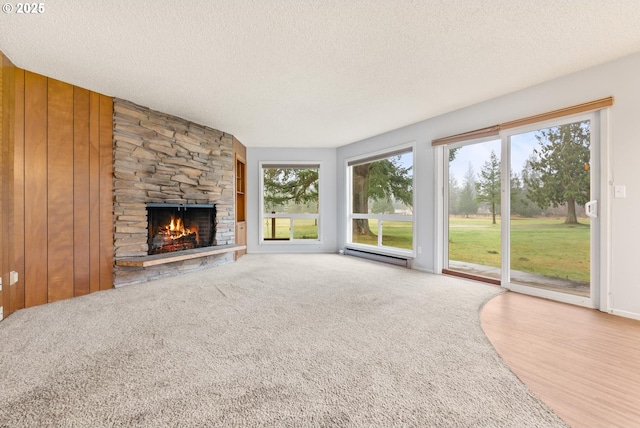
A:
2,1,640,148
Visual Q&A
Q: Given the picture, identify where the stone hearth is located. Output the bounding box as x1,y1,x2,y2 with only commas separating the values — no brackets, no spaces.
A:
112,99,236,286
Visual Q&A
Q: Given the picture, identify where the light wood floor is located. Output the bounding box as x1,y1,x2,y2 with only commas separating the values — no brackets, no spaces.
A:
481,292,640,427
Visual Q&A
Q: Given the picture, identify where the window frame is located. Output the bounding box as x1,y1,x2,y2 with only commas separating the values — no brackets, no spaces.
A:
345,143,416,257
259,161,321,245
439,112,604,309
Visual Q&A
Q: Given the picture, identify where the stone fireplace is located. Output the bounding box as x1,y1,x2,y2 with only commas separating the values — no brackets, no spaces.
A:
112,99,236,286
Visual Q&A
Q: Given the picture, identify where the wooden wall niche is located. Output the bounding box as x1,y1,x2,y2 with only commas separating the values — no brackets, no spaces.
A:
234,137,247,258
12,70,114,310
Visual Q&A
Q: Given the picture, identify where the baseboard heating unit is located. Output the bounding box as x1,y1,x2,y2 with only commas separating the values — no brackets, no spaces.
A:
343,247,413,268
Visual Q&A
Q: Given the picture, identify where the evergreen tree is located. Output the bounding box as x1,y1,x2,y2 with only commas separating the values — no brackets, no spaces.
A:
263,168,319,213
458,163,478,217
371,197,395,214
449,147,460,162
475,150,501,224
510,170,541,217
523,121,590,224
352,156,413,235
448,172,461,215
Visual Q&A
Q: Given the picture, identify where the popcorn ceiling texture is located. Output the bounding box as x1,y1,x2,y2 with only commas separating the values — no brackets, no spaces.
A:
1,1,640,148
112,99,236,286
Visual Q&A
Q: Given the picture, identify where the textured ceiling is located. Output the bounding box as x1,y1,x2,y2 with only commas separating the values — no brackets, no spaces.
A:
2,1,640,148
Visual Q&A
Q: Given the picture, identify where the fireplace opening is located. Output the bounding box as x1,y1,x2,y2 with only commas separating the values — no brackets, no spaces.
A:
147,203,216,255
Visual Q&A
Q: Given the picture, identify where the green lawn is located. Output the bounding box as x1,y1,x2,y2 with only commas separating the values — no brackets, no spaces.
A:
265,215,589,283
263,218,318,240
449,216,590,282
351,219,413,250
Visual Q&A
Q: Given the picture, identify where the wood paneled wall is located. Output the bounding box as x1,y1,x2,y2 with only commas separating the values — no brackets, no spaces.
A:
1,52,16,320
12,70,113,311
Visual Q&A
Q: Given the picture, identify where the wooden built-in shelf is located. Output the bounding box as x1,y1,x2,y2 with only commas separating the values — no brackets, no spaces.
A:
115,244,246,267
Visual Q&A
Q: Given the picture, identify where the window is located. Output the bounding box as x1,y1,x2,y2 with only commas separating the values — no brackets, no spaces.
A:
347,146,414,254
260,163,320,242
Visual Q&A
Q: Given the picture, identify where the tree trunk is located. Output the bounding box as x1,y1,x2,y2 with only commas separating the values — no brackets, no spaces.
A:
353,164,373,235
565,198,578,224
491,202,496,225
354,219,371,235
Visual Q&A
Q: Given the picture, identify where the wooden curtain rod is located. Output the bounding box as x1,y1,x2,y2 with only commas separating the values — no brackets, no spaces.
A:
431,125,500,146
431,96,614,146
500,97,614,130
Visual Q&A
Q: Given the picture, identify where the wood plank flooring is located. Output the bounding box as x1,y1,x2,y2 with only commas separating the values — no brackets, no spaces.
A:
481,292,640,427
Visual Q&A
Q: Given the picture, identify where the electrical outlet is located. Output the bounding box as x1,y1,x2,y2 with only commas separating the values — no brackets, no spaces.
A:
417,246,422,254
10,271,18,286
614,185,626,199
0,306,3,321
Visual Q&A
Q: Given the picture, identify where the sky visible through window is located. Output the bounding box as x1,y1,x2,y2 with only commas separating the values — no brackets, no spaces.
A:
396,152,413,172
449,132,539,183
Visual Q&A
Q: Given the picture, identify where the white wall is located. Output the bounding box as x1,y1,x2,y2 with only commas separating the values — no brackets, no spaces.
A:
244,52,640,318
246,148,337,254
336,51,640,319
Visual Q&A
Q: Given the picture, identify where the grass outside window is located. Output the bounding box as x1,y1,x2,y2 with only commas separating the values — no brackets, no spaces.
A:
448,216,590,283
263,218,319,240
351,219,413,251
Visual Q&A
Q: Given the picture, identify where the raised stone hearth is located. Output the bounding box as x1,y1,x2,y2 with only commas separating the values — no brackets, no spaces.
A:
113,99,237,286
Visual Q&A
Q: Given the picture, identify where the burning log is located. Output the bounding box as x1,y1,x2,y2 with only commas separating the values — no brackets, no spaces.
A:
150,216,200,254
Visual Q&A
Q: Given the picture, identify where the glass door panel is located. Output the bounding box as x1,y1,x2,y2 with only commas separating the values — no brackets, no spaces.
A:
508,120,591,296
446,139,502,281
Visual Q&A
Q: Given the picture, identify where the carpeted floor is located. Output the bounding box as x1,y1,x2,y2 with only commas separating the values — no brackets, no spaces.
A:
0,254,566,427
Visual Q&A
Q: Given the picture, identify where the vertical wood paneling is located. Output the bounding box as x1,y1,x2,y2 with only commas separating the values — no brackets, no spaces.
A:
5,66,114,316
47,79,74,302
73,87,90,296
24,71,48,307
1,52,22,318
12,67,25,311
0,53,7,318
88,93,101,294
98,95,113,290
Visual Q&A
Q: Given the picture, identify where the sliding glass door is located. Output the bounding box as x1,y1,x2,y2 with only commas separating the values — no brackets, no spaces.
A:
444,114,598,306
505,116,596,303
445,138,502,282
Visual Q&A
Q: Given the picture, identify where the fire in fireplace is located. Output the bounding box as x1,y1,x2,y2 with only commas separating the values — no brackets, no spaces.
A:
147,204,216,255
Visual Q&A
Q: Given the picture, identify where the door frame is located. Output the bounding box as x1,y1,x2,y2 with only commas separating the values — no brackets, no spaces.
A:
500,112,600,309
437,109,611,311
441,135,503,281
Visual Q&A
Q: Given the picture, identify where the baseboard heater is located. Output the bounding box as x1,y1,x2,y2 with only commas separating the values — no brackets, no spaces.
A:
343,247,413,268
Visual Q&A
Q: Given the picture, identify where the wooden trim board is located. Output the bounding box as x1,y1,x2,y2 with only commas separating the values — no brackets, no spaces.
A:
432,97,614,146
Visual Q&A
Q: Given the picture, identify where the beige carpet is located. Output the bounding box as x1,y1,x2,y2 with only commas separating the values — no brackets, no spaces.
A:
0,254,566,427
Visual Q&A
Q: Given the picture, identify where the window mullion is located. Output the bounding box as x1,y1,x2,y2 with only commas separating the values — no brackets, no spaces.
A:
289,218,294,240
